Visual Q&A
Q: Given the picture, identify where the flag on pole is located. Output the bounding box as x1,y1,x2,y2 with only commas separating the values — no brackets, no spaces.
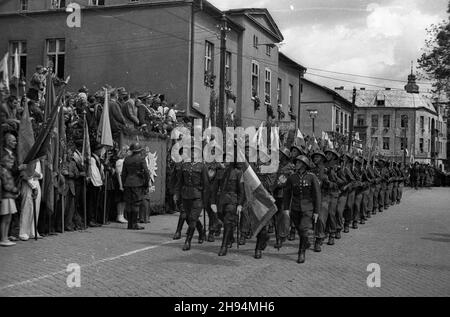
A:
0,52,9,90
44,71,56,121
13,49,19,79
241,161,278,236
97,88,113,147
82,117,91,167
23,87,65,164
312,136,320,152
294,129,306,147
17,101,35,165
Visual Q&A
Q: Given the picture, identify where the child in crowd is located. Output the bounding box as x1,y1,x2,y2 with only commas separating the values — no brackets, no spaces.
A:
0,156,19,247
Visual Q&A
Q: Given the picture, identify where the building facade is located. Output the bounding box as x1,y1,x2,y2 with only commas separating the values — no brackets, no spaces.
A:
0,0,305,130
336,74,447,169
299,78,354,137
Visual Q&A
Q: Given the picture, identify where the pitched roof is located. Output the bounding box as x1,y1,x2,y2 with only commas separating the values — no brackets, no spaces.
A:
279,52,307,73
225,8,284,42
301,78,354,109
336,89,437,114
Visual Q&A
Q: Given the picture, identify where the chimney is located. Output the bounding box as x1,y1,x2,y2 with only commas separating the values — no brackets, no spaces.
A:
385,88,391,91
360,88,366,91
334,86,344,90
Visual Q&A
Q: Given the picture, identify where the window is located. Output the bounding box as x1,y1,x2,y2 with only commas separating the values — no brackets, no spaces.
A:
372,137,379,148
340,112,344,132
266,45,272,56
428,117,431,132
371,115,379,127
130,0,139,2
427,139,430,152
253,35,259,48
19,0,28,11
401,115,408,128
46,39,65,79
344,114,348,133
335,109,340,132
420,116,424,130
377,100,385,106
277,78,282,104
51,0,66,9
90,0,105,5
204,41,214,74
383,137,390,150
383,115,390,128
288,84,293,108
251,61,259,95
419,138,424,153
357,114,365,127
9,41,27,78
225,51,231,83
401,137,408,150
264,68,271,103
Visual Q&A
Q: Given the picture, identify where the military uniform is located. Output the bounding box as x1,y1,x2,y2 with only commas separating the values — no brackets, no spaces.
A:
283,156,321,264
271,151,295,249
176,159,208,251
351,159,364,228
121,144,150,230
324,153,343,244
336,159,354,234
212,164,244,256
380,162,390,210
372,163,382,214
204,162,224,242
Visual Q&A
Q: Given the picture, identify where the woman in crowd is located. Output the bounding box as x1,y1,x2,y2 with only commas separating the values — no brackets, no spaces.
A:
0,156,20,246
115,146,129,224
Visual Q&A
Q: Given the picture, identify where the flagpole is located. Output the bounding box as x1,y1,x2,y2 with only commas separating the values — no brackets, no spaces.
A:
83,110,88,230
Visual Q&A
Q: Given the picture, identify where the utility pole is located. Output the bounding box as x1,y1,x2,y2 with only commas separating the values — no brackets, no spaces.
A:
218,14,229,133
348,87,356,152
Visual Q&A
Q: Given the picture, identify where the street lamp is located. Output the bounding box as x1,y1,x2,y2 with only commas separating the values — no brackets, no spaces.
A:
307,109,318,136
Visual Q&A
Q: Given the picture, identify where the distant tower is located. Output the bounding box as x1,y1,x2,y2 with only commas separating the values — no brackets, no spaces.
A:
404,61,420,94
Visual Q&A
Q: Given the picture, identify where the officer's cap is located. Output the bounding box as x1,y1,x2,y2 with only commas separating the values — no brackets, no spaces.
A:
294,155,311,169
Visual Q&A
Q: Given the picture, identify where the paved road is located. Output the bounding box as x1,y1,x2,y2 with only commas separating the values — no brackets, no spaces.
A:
1,188,450,297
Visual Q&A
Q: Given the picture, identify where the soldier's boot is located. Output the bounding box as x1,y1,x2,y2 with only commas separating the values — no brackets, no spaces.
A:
131,212,144,230
359,218,366,225
288,227,296,241
267,223,275,234
182,227,194,251
196,221,204,244
218,227,231,256
238,234,246,246
172,215,185,240
297,237,307,264
335,230,342,240
207,231,215,243
352,221,359,229
314,238,322,252
344,225,350,233
327,234,335,246
214,221,223,237
366,212,371,219
227,231,235,249
274,236,283,249
254,248,262,259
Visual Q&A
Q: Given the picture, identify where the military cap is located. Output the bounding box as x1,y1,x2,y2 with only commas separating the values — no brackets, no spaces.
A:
291,144,306,155
311,151,327,161
324,149,340,159
279,148,291,159
294,155,311,169
129,143,144,153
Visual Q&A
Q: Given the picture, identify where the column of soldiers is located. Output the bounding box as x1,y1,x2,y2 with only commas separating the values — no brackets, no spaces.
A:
169,138,409,264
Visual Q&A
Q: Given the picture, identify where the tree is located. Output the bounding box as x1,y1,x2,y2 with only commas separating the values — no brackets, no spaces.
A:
418,2,450,97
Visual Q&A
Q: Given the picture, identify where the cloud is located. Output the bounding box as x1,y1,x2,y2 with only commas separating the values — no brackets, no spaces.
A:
281,0,444,89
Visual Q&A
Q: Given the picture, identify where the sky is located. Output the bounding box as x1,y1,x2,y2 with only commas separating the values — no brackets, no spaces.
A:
209,0,449,92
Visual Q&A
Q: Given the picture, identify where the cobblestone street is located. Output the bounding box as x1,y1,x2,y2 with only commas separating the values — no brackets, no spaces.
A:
1,188,450,297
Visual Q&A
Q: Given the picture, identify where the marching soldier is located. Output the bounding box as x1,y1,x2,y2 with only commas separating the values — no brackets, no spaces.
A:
334,152,351,238
342,153,356,233
287,144,307,241
364,158,375,219
283,155,321,264
211,160,244,257
271,148,295,249
379,159,390,211
254,152,276,259
205,161,224,242
358,157,371,223
174,145,207,251
324,149,343,244
371,159,382,215
311,150,332,252
351,157,364,228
